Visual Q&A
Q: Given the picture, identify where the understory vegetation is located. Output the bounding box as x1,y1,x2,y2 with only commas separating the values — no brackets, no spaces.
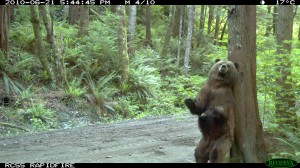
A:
0,6,299,161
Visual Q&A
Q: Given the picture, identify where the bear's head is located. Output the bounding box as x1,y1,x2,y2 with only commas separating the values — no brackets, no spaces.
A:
208,59,239,87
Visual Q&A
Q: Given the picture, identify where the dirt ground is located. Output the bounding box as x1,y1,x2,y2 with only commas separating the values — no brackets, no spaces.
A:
0,114,200,163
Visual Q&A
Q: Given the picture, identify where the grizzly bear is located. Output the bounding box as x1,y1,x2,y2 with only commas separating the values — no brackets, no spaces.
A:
184,59,238,163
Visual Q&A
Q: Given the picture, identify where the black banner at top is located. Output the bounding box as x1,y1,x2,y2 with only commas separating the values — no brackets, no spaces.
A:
2,0,295,5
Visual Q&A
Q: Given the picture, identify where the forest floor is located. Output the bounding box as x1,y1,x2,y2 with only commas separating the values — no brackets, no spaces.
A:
0,114,200,163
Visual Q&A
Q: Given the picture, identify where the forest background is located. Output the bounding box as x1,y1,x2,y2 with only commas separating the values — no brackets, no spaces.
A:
0,5,299,161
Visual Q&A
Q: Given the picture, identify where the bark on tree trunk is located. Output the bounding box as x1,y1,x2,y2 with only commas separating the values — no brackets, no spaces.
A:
207,5,215,36
183,5,194,77
78,6,89,36
39,6,64,86
220,18,227,41
228,5,268,163
275,5,297,129
117,5,129,84
172,5,183,38
68,6,79,25
214,6,220,45
198,5,206,47
128,5,137,57
0,5,9,51
145,5,152,47
176,6,183,66
30,6,54,84
272,6,277,35
161,5,174,59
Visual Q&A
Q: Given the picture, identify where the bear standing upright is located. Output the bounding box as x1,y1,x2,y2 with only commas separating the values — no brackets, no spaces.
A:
184,59,239,163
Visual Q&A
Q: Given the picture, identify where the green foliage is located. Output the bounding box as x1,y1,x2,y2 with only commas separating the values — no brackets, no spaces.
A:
123,49,161,102
64,76,87,99
270,126,300,161
28,102,54,130
2,6,300,157
127,65,160,102
2,72,24,96
86,72,118,116
57,19,119,79
15,85,38,107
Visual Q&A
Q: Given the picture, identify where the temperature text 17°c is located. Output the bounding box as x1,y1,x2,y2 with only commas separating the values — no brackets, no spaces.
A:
277,0,295,5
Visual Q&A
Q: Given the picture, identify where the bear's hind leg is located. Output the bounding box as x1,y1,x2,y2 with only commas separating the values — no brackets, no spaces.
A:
194,137,209,163
208,135,233,163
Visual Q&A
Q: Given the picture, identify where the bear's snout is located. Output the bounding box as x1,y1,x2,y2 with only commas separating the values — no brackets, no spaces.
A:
218,64,228,73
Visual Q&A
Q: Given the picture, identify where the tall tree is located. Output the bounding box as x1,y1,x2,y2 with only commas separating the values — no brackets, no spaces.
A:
39,6,64,85
207,5,215,36
176,5,184,66
68,6,80,25
117,5,129,84
145,5,152,47
228,5,268,163
172,5,184,38
265,6,272,36
272,6,277,35
161,5,174,59
198,5,206,47
30,6,55,84
0,5,10,51
214,6,220,45
128,5,137,57
183,5,195,77
220,18,227,41
275,5,297,128
78,6,89,36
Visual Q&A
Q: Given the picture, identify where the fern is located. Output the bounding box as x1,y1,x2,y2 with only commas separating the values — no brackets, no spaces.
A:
85,72,117,116
2,72,24,95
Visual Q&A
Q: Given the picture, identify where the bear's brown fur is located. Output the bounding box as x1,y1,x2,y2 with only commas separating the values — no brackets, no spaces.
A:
184,59,238,163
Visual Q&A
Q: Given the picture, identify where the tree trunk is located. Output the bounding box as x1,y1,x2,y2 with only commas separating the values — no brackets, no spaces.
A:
275,5,297,129
117,5,129,84
128,5,137,58
78,6,89,36
0,5,9,51
39,6,64,86
214,6,220,45
172,5,183,38
198,5,206,47
220,18,227,41
176,5,184,66
183,5,195,77
111,5,117,13
68,6,80,25
272,6,277,35
145,5,152,47
63,5,69,20
207,5,215,36
265,6,272,36
181,6,187,40
161,5,174,59
228,5,268,163
30,6,54,84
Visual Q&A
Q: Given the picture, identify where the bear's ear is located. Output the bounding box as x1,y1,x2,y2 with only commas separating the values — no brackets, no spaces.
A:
234,62,239,70
215,59,221,63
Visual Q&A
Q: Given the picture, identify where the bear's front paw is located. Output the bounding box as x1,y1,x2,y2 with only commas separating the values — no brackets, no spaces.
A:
184,98,198,115
184,98,195,109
